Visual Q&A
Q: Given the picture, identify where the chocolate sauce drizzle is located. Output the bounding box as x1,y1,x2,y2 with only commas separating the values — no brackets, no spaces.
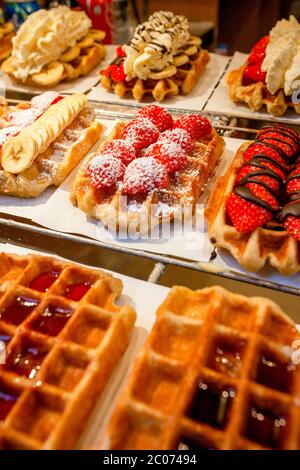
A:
258,126,300,146
280,201,300,221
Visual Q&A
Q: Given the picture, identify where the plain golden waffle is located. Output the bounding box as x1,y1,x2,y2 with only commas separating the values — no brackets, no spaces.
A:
205,142,300,275
2,29,106,88
0,94,102,198
0,23,14,63
0,252,136,450
101,49,210,102
71,122,224,234
227,65,300,117
102,285,300,450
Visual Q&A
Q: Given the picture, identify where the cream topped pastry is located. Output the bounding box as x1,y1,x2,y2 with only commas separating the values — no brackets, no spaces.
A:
9,6,91,81
262,15,300,96
123,11,199,81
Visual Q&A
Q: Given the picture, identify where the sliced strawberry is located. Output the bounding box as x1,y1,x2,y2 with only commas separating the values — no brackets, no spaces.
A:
248,35,269,64
281,200,300,241
110,62,126,82
144,141,188,173
257,129,299,155
101,139,137,166
86,154,126,190
158,128,194,153
244,143,288,170
245,182,279,211
173,114,212,140
236,165,280,192
257,125,299,147
257,137,295,159
137,105,173,132
122,117,159,151
123,157,169,194
242,62,266,86
226,192,273,233
286,167,300,196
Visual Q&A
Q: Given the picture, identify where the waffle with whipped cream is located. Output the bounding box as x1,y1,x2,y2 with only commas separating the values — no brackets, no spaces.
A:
102,285,300,450
228,16,300,116
0,92,102,198
0,22,14,62
71,106,224,234
101,11,209,102
0,252,136,450
2,6,106,87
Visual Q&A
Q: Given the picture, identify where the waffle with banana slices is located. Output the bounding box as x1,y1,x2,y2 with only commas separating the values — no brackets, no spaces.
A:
0,252,136,450
101,11,209,102
102,285,300,450
0,92,102,198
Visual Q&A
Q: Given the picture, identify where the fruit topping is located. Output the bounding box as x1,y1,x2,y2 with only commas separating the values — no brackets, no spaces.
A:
158,128,194,153
123,157,169,194
31,91,63,111
248,36,269,64
145,141,188,173
101,139,137,165
281,201,300,241
173,114,212,140
122,117,159,151
86,154,126,190
242,63,266,86
0,126,23,148
243,143,288,170
137,105,173,132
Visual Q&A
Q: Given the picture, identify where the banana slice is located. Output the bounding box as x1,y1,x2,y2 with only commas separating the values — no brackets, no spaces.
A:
77,36,94,49
1,94,87,174
31,62,64,87
60,46,81,63
173,54,189,67
89,29,106,42
148,65,177,80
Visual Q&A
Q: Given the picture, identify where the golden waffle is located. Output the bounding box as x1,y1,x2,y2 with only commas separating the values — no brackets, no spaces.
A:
205,142,300,275
227,65,300,117
71,123,224,234
2,29,106,88
101,49,210,102
102,285,300,450
0,23,14,62
0,252,136,450
0,94,102,198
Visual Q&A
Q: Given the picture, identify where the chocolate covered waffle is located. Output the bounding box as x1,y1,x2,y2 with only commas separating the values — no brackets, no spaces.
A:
227,16,300,117
206,125,300,274
0,22,14,62
0,92,102,198
2,7,106,87
0,252,136,450
101,11,209,102
102,285,300,450
71,105,224,234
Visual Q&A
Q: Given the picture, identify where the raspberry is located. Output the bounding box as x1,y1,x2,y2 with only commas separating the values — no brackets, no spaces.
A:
86,154,126,190
158,128,194,153
123,157,169,194
101,139,137,165
173,114,212,140
122,117,159,151
137,105,173,132
110,62,126,82
145,141,188,173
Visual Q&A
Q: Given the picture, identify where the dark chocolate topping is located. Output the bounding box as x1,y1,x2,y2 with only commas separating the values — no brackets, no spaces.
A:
286,172,300,182
259,136,294,153
258,127,300,146
239,175,278,194
291,191,300,201
234,186,276,213
280,201,300,221
250,141,290,163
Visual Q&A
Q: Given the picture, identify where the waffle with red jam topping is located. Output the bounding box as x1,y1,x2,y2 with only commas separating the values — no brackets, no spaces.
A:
71,105,224,234
205,125,300,274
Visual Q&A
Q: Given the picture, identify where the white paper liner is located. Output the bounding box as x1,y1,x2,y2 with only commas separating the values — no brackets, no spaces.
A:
204,51,300,124
87,50,230,111
0,242,169,449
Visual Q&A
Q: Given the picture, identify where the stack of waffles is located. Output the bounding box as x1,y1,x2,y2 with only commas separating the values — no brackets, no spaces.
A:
102,285,300,450
101,11,209,102
0,23,14,62
2,6,106,88
71,105,224,234
227,16,300,117
0,91,102,198
0,253,136,450
206,125,300,274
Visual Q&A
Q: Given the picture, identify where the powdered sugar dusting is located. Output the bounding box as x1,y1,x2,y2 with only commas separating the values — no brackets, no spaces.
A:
31,91,61,111
8,108,42,128
145,141,188,173
87,154,126,190
158,128,194,153
123,157,168,194
101,139,137,165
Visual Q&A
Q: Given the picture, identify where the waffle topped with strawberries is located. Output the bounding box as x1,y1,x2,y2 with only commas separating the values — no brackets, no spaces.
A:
206,125,300,274
71,105,224,234
0,252,136,450
0,92,102,198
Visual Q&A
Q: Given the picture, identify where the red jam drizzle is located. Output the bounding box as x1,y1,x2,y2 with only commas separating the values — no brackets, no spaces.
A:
5,344,47,379
32,304,73,336
65,282,92,301
0,387,19,420
246,405,286,448
0,296,39,325
188,382,235,429
29,270,60,293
